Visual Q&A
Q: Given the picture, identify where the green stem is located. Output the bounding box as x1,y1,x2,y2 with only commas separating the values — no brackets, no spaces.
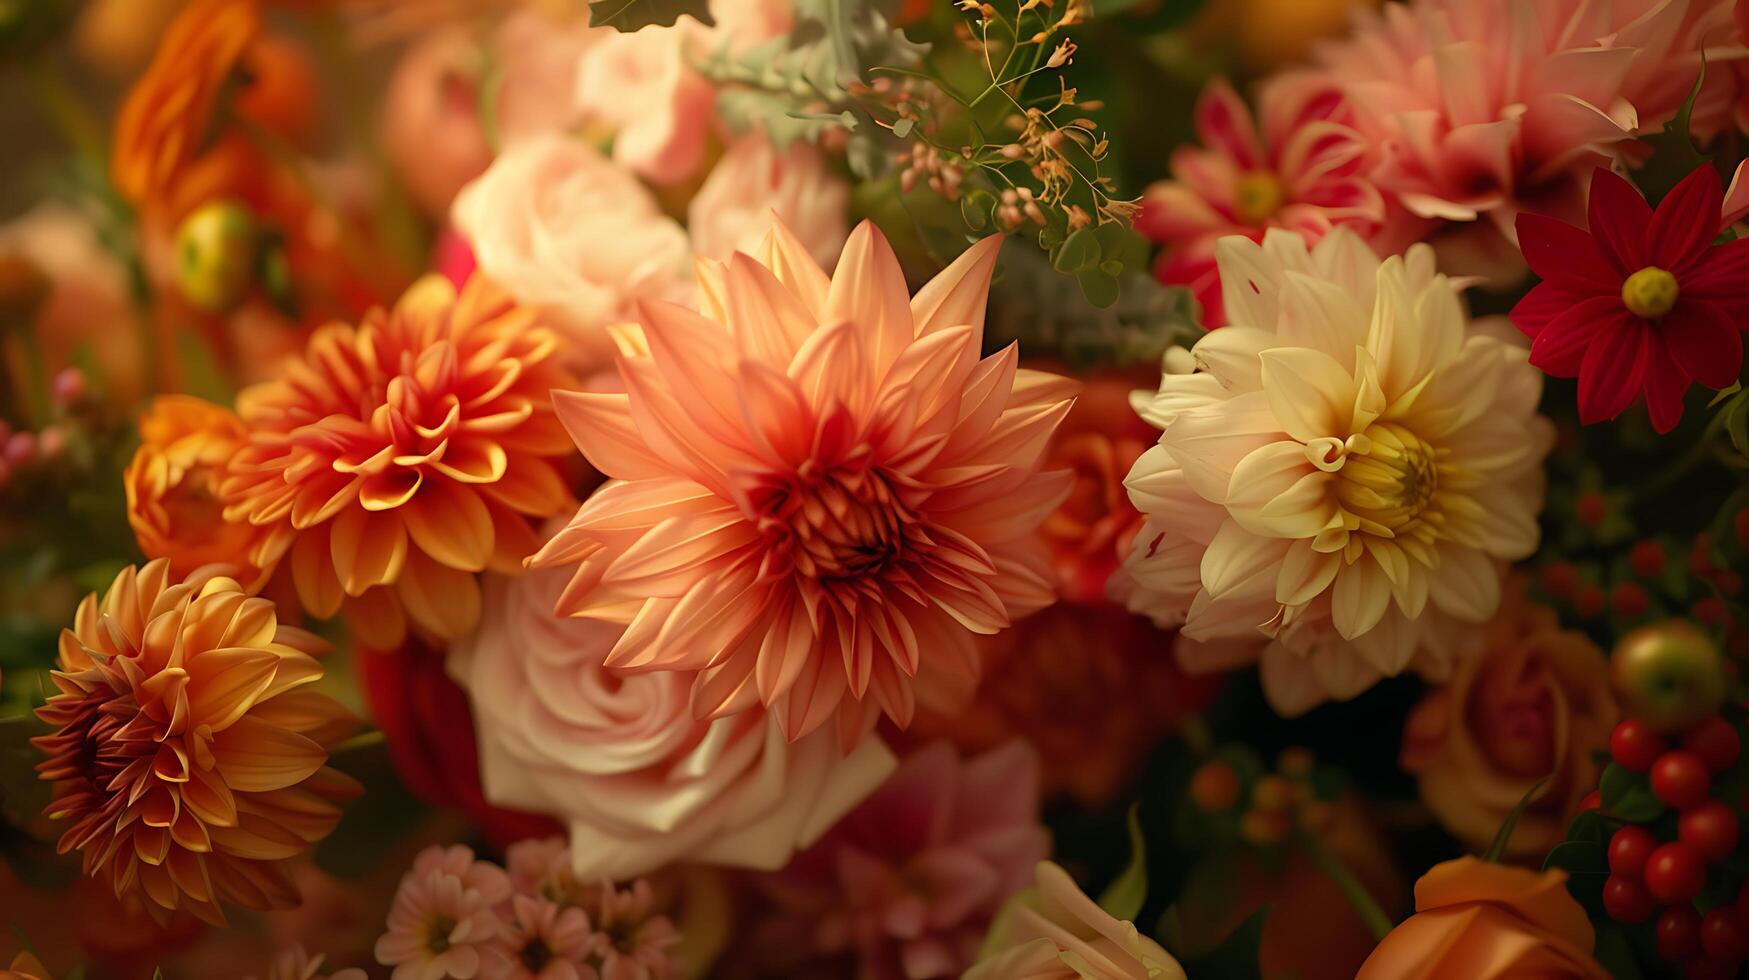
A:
1635,407,1731,500
28,58,105,164
1296,827,1394,942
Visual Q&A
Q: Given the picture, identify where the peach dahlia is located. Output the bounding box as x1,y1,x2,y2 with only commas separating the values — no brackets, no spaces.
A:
533,218,1076,745
221,273,579,648
33,560,360,926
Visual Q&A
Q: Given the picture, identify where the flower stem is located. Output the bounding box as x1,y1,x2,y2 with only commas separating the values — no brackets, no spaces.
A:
1295,827,1394,942
1635,407,1730,500
28,58,105,164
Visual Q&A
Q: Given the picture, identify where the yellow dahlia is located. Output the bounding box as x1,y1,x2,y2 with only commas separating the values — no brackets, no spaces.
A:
532,218,1075,745
221,273,579,648
32,560,360,926
1121,229,1553,714
125,395,274,588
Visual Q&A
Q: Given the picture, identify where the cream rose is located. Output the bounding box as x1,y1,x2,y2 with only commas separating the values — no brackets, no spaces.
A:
687,130,850,269
448,560,896,881
451,134,692,361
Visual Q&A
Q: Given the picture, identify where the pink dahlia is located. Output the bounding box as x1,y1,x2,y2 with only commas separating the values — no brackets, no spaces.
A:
1137,73,1386,326
749,741,1048,979
1312,0,1679,256
532,218,1074,745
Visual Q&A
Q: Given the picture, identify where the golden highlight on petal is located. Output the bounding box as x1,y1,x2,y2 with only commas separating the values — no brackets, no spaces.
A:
221,273,580,646
31,560,361,927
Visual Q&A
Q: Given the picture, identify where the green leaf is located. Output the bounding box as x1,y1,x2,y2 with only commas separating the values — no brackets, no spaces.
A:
1636,57,1711,204
1542,840,1607,876
1599,762,1664,823
1483,774,1551,862
587,0,712,31
1076,268,1121,308
1053,226,1099,274
1593,928,1644,980
960,191,994,233
1098,805,1149,922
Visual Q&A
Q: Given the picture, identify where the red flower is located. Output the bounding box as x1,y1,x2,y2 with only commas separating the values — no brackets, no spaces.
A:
1512,166,1749,433
357,642,560,850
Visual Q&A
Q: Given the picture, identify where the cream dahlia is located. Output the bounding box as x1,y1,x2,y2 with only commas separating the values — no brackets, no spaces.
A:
450,558,894,881
965,862,1186,980
1120,229,1553,714
221,273,579,649
33,560,360,926
531,218,1074,744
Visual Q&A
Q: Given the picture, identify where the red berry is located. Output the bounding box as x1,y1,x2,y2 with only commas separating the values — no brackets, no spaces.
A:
1684,718,1741,774
1612,581,1650,619
1632,539,1668,578
1661,905,1703,962
1542,561,1579,600
1645,842,1709,903
1692,534,1719,578
1613,719,1669,772
1679,802,1740,861
1609,825,1659,877
1574,584,1606,618
1603,874,1656,922
1687,955,1738,980
1577,491,1609,527
1702,907,1748,963
1577,789,1602,812
1653,751,1713,810
1694,597,1729,628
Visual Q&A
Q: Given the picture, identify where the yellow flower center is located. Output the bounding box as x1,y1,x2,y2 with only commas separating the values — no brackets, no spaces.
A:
1621,267,1678,319
1234,171,1286,225
1335,424,1441,538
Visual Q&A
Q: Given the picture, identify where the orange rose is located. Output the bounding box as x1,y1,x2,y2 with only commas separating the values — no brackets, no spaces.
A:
1356,857,1609,979
1400,588,1617,859
124,395,275,587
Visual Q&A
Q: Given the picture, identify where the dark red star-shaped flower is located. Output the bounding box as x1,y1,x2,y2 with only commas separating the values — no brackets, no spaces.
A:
1512,165,1749,433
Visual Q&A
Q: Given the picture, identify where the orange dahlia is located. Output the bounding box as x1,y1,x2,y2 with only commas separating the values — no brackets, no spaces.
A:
125,395,274,588
532,217,1076,745
221,273,579,648
32,560,361,926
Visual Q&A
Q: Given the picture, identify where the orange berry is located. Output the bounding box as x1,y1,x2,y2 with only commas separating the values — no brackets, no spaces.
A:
1252,774,1292,811
1239,808,1292,846
1189,760,1241,813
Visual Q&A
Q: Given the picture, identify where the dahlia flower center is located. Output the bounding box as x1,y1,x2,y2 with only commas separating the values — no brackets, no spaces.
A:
1621,267,1678,319
758,464,910,581
1234,171,1286,225
1335,423,1440,536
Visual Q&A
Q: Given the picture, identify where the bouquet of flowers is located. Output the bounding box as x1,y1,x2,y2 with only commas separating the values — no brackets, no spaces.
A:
1,0,1747,977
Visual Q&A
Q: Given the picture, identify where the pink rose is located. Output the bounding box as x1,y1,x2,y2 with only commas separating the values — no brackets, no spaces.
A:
451,134,691,364
687,130,850,269
447,560,897,881
574,21,718,185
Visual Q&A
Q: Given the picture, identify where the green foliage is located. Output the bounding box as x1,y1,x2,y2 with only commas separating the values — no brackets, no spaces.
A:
1167,904,1270,980
587,0,713,31
1597,761,1665,822
1635,58,1712,205
1098,806,1149,922
1482,775,1552,862
987,240,1201,364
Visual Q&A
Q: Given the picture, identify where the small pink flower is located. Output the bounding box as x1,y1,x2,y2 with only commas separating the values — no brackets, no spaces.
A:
499,895,594,980
375,846,515,980
578,880,683,980
1137,73,1384,326
749,741,1049,979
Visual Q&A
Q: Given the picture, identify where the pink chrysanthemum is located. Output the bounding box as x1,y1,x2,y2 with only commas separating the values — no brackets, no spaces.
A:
532,218,1075,745
1310,0,1688,252
578,879,682,980
748,741,1048,980
1137,73,1386,326
375,845,514,980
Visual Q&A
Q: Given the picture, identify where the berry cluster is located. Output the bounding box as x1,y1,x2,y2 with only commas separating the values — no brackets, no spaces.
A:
1600,716,1748,978
1186,747,1335,847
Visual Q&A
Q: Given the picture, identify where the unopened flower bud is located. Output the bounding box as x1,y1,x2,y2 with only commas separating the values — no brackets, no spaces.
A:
174,200,261,314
